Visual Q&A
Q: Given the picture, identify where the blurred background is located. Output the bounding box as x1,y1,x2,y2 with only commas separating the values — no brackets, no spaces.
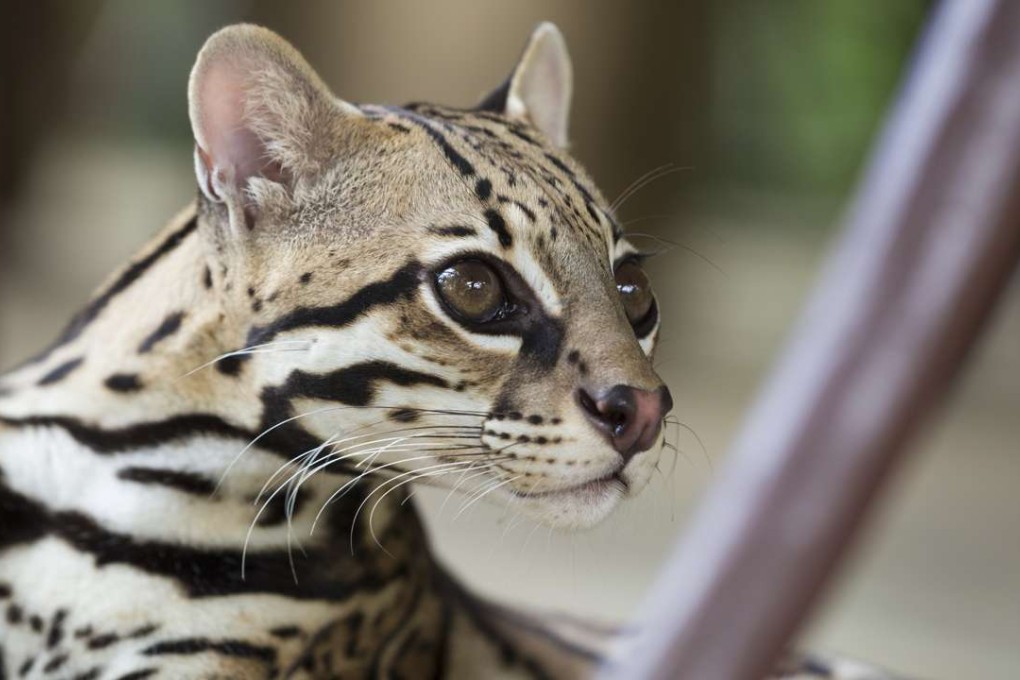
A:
2,1,1018,678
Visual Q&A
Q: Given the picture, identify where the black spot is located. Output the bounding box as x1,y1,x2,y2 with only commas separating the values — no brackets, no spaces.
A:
215,354,245,377
0,583,10,598
105,374,142,393
18,657,34,676
484,209,512,247
29,613,44,633
47,609,67,649
299,272,313,285
129,624,159,638
387,122,411,133
37,357,84,386
388,408,420,423
475,178,492,200
202,266,213,289
117,467,216,497
252,299,263,313
138,312,185,354
87,633,120,650
6,603,22,624
72,669,102,680
536,436,548,445
269,625,303,640
43,653,69,672
526,415,543,425
567,350,580,364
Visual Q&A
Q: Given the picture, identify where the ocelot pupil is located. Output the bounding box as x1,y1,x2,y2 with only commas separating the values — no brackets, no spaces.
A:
436,260,505,323
615,262,654,325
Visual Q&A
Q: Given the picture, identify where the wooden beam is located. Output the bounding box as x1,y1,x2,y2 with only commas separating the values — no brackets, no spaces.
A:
601,1,1020,677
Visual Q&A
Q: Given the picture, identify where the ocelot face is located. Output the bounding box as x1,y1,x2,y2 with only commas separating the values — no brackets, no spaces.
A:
191,24,671,528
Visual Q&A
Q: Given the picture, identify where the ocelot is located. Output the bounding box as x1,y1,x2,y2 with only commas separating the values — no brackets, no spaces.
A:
0,22,891,680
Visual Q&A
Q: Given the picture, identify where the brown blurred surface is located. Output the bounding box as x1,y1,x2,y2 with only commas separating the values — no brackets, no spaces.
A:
1,2,1017,678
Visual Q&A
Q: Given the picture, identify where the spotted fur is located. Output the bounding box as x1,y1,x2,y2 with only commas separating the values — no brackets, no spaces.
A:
0,23,894,680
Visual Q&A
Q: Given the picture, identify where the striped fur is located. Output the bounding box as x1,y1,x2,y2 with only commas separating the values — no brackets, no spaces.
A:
0,23,891,680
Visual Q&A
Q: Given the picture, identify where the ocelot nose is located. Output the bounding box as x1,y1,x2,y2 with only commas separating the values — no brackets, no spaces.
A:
578,384,673,463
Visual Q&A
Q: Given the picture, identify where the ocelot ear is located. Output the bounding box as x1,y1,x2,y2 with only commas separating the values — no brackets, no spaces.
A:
188,24,359,226
477,22,573,148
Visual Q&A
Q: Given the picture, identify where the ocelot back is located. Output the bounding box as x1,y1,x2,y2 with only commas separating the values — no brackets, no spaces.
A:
0,22,888,680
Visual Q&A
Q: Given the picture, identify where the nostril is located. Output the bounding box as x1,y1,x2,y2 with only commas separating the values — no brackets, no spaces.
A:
597,386,638,437
577,387,637,436
578,384,669,461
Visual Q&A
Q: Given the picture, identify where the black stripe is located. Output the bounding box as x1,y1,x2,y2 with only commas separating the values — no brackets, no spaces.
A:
393,110,475,177
497,196,537,222
246,261,422,347
112,670,157,680
427,225,477,238
142,637,276,663
279,362,449,408
0,412,362,478
0,413,253,455
47,610,66,649
22,217,197,368
117,467,216,497
138,312,185,354
37,358,84,386
397,111,477,175
0,480,391,601
105,373,143,392
543,152,596,204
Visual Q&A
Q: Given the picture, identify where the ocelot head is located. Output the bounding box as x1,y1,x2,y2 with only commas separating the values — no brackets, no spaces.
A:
190,23,672,529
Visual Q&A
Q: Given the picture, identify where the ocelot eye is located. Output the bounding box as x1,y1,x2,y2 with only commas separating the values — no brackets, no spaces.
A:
615,261,655,326
435,260,507,324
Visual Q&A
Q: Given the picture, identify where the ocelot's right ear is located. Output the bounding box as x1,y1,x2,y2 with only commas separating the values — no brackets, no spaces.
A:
188,24,359,232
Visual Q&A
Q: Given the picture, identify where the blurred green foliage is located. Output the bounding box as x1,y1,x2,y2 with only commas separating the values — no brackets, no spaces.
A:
711,1,929,195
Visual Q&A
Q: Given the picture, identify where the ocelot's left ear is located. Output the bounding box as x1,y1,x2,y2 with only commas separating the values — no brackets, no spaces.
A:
478,22,573,148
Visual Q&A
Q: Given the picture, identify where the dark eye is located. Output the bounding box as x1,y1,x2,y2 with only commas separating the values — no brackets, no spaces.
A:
435,260,507,323
615,261,655,326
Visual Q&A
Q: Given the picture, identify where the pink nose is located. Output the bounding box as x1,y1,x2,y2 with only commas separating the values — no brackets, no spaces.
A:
578,385,673,463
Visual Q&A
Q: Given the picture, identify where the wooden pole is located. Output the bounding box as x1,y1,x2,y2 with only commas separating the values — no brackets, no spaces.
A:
601,1,1020,677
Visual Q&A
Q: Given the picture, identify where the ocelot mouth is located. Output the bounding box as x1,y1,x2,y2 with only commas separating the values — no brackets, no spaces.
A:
509,471,628,499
